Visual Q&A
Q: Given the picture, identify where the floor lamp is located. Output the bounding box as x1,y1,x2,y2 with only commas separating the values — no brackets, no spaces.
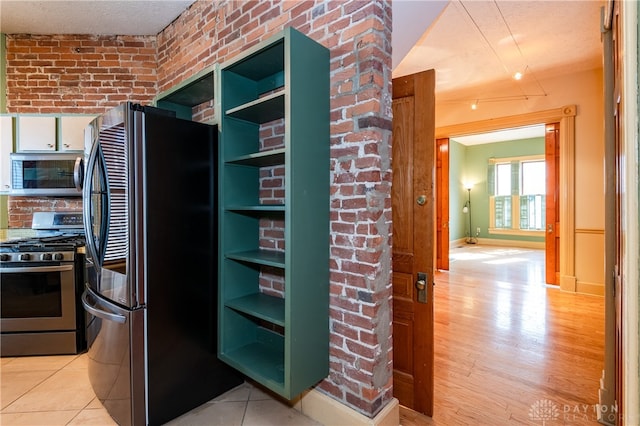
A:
463,186,477,244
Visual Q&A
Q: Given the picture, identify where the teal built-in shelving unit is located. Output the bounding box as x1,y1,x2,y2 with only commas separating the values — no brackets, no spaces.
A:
217,27,330,399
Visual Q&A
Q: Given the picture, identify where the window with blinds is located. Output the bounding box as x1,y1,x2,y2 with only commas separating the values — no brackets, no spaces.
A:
488,157,545,233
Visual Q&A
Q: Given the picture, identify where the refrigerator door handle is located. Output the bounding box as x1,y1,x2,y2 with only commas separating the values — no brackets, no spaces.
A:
83,141,101,265
81,289,127,324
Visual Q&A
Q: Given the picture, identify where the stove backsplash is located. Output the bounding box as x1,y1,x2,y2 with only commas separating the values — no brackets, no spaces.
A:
7,196,83,228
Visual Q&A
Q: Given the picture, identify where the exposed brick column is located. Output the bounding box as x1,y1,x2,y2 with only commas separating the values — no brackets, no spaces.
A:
323,1,394,416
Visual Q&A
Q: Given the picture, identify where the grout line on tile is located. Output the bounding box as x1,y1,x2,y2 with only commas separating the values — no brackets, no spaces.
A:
1,369,60,412
240,399,249,425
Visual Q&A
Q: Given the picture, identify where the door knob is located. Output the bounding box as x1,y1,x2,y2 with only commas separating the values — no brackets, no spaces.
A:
416,195,426,206
416,272,428,303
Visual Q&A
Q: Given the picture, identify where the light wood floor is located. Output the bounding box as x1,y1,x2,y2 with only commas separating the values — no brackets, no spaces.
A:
400,245,605,425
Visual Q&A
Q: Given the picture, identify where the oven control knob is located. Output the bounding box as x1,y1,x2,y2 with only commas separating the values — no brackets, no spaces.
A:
53,253,64,261
41,253,53,261
0,254,9,261
19,253,31,261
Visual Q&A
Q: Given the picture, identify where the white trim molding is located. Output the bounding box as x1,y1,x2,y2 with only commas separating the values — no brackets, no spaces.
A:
295,390,399,426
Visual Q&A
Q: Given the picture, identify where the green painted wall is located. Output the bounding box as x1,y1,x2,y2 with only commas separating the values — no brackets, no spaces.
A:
1,33,7,227
449,140,467,240
450,137,545,243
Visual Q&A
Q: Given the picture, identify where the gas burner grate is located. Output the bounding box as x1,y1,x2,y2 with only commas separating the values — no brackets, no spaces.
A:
0,234,86,252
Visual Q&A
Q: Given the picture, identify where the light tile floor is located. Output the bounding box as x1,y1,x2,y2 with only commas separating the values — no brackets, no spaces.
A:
0,354,321,426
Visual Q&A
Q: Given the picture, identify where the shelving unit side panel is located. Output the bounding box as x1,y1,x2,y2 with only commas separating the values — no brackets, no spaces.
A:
220,258,263,300
219,307,262,355
222,164,260,205
256,71,285,95
220,118,260,159
218,326,286,395
284,30,331,395
218,212,261,348
221,211,261,252
221,71,260,111
221,36,284,85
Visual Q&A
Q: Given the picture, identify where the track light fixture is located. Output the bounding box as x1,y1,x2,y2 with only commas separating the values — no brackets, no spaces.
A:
457,0,548,106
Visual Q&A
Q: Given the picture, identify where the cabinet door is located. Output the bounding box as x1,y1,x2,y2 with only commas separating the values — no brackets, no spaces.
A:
17,116,56,151
0,115,14,192
60,115,94,152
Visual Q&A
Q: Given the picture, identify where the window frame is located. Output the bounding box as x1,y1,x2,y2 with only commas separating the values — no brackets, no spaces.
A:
488,155,545,237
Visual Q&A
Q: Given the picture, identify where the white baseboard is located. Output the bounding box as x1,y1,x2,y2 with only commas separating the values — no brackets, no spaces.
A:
575,280,605,296
296,389,399,426
560,274,577,292
450,238,544,249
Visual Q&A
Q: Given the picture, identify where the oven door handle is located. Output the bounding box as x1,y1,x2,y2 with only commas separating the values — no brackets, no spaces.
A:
81,290,127,324
1,265,74,273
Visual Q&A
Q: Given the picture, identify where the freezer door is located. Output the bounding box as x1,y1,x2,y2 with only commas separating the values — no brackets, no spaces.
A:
82,288,145,426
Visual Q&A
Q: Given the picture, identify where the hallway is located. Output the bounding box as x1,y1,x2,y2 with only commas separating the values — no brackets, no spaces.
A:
401,245,605,425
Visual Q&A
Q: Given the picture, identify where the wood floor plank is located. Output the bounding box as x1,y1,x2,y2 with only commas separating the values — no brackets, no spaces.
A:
399,245,604,425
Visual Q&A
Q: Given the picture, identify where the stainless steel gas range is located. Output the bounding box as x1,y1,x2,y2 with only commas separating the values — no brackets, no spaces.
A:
0,212,86,356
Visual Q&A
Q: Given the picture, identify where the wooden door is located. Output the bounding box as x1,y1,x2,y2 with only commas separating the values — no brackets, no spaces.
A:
391,70,435,416
436,138,450,270
545,123,560,284
602,2,621,422
611,1,624,420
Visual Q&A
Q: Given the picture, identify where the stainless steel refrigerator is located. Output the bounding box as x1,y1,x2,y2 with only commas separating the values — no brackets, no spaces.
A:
81,102,242,425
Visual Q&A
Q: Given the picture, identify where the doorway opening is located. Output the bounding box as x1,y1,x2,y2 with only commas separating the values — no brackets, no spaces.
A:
448,123,547,263
435,105,578,292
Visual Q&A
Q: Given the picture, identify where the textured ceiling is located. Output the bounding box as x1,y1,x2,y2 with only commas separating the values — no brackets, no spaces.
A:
0,0,195,35
393,0,603,96
392,0,602,143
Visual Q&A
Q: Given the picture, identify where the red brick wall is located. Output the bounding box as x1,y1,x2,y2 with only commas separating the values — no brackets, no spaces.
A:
4,34,157,226
156,0,394,417
5,34,156,114
7,197,82,228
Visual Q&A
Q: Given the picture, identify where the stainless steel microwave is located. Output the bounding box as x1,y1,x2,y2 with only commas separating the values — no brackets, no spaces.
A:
10,153,83,196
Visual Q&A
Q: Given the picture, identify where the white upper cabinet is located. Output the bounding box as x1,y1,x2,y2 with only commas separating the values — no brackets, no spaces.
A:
60,115,94,152
17,116,56,151
16,115,94,152
1,115,14,192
